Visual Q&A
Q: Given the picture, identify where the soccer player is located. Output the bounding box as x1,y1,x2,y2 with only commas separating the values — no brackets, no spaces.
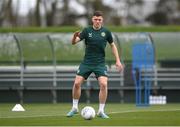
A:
67,11,123,118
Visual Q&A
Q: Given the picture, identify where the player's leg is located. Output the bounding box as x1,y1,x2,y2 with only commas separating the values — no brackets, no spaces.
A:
72,75,85,109
97,76,109,118
94,65,109,118
67,75,84,117
67,63,91,117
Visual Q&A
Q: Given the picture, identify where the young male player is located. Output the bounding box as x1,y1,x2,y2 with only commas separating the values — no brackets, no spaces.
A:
67,11,123,118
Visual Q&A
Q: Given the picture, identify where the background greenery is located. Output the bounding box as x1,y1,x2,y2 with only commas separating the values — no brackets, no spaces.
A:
0,26,180,33
0,26,180,66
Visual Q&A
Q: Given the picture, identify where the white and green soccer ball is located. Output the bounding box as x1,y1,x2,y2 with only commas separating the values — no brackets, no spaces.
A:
81,106,95,120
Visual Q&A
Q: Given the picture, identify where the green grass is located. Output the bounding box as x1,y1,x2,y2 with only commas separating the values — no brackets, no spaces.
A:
0,103,180,126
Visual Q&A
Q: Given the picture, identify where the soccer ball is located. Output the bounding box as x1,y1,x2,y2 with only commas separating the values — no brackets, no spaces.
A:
81,106,96,120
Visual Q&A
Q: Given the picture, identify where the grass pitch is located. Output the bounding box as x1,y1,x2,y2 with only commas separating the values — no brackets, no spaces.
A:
0,103,180,126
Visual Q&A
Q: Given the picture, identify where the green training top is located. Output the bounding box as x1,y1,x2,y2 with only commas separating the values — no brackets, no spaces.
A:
79,26,113,65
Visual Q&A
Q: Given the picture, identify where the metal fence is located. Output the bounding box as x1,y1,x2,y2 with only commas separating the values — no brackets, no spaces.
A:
0,65,180,103
0,65,124,103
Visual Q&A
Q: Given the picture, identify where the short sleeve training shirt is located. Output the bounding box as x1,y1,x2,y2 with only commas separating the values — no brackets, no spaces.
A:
79,26,113,65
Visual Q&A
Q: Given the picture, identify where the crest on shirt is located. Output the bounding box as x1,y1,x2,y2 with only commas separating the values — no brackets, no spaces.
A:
88,33,92,37
101,32,106,37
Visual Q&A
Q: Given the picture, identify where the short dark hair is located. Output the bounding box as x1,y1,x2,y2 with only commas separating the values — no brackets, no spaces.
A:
93,11,103,17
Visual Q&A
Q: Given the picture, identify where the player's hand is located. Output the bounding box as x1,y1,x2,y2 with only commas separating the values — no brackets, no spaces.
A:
74,31,80,37
116,61,124,72
72,31,80,44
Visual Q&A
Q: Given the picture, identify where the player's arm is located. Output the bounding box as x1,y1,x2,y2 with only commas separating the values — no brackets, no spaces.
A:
110,42,124,72
72,31,81,45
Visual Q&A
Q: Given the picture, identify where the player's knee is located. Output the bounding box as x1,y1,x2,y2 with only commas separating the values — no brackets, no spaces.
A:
99,82,107,90
74,81,81,89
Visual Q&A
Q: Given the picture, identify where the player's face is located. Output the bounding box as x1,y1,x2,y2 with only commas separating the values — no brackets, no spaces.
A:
92,16,103,29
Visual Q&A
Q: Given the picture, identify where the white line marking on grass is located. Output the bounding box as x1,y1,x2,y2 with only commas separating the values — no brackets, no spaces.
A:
0,114,67,119
1,108,180,119
109,108,180,114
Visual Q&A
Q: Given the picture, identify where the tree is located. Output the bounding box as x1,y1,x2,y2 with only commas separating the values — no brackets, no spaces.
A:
75,0,111,25
34,0,41,26
0,0,18,27
146,0,180,25
102,0,144,25
42,0,58,26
